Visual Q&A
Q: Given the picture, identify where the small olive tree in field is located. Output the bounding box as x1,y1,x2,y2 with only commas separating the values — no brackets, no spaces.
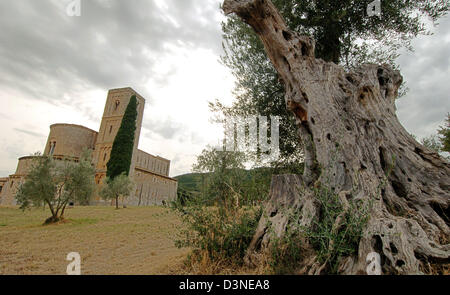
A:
99,173,133,209
16,150,95,224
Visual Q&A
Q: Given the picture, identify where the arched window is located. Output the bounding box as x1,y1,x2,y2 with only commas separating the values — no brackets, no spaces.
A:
114,100,120,111
49,142,56,156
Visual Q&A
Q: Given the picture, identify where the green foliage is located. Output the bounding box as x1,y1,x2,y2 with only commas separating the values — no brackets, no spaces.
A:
223,0,447,69
173,147,268,268
175,173,207,194
16,154,56,211
99,173,134,209
269,226,305,274
175,200,262,265
174,145,303,270
421,134,442,153
438,113,450,153
63,152,96,207
192,147,272,205
107,95,138,179
176,167,295,203
176,146,304,208
173,187,197,207
268,184,371,274
219,0,449,165
303,186,371,274
416,113,450,158
16,150,95,223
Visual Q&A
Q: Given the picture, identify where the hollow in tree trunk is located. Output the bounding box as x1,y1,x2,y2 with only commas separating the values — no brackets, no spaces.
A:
222,0,449,274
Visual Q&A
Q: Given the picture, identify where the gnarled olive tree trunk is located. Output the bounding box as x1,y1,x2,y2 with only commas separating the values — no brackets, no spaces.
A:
222,0,449,274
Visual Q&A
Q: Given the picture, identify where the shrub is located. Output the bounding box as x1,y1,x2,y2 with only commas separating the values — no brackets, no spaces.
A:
303,186,371,274
16,150,95,224
174,198,262,269
99,173,134,209
269,227,306,274
267,184,371,274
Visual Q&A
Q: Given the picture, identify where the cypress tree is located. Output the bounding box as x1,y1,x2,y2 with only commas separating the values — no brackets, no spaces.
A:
106,95,138,180
438,114,450,153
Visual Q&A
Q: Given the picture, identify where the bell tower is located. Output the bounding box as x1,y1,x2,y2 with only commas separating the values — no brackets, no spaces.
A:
93,87,145,185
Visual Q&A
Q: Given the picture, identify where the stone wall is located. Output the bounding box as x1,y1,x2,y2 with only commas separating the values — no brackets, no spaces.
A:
129,168,178,206
135,150,170,177
0,177,9,205
0,156,40,206
0,87,178,207
93,87,145,186
43,124,97,159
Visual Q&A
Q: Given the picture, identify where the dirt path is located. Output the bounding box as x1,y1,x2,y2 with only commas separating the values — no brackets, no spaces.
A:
0,206,189,274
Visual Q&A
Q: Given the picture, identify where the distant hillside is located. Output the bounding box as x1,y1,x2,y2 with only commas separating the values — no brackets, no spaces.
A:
174,167,274,194
174,172,209,193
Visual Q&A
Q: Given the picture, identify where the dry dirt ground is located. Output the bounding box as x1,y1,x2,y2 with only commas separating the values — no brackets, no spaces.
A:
0,206,190,274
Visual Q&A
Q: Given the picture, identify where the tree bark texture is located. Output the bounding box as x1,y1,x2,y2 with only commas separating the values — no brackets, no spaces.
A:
223,0,449,274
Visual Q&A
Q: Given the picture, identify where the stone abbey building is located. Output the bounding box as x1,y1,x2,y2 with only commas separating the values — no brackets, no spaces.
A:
0,87,178,206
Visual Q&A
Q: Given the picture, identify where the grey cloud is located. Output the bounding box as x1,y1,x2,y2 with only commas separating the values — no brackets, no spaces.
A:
14,128,45,138
142,116,184,140
0,170,11,177
0,112,13,120
396,15,450,139
189,131,206,145
170,152,198,176
0,0,224,116
0,138,34,161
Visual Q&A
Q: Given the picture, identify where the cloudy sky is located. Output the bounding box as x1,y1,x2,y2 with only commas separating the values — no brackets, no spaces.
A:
0,0,448,178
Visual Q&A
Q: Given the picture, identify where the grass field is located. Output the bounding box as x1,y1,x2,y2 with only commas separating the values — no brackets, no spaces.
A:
0,206,189,275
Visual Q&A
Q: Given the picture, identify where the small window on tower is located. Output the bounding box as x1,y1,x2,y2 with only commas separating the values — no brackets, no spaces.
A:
103,152,107,162
109,125,113,134
49,142,56,156
114,100,120,111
